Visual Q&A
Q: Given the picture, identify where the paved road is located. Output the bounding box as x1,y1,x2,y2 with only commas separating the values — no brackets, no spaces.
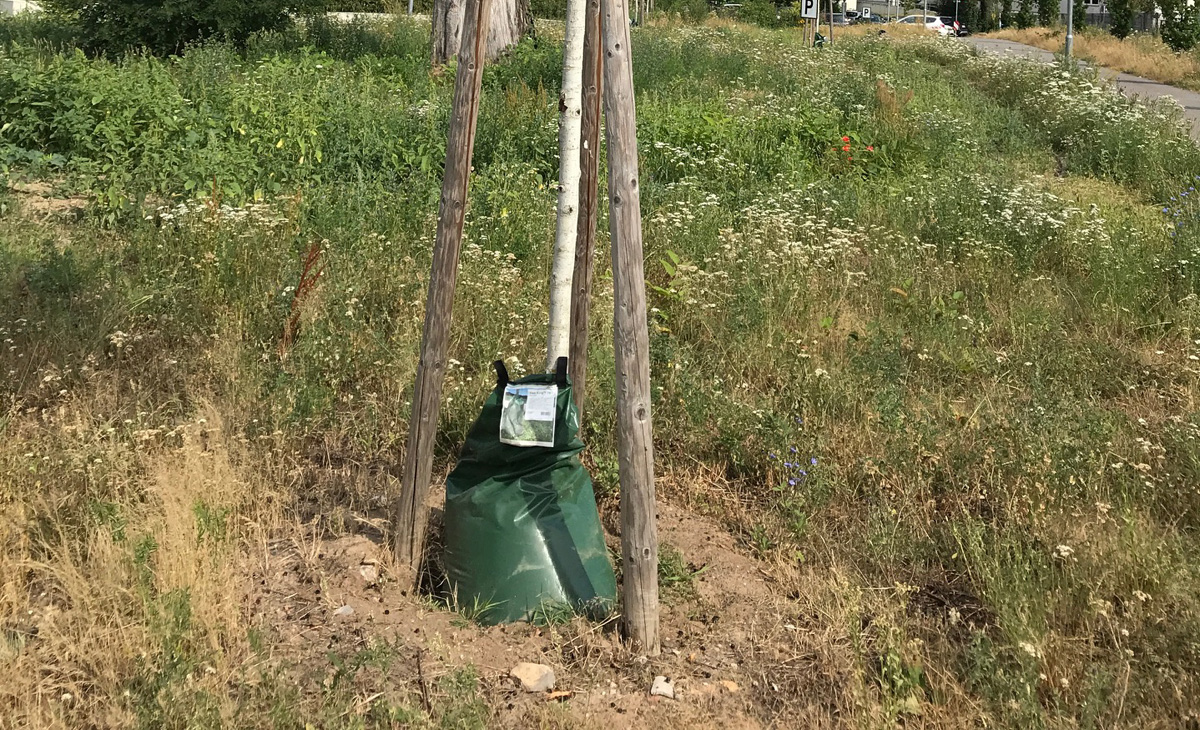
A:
962,36,1200,140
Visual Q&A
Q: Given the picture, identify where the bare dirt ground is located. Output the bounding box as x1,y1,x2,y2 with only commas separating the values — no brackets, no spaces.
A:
245,488,861,728
9,181,87,220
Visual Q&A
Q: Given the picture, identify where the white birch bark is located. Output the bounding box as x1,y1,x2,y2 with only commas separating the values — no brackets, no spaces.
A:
545,0,588,371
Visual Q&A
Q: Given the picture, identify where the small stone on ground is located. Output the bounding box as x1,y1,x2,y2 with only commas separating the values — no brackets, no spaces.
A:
650,675,675,699
510,662,556,693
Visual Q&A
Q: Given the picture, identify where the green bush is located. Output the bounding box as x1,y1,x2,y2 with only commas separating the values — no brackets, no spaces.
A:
1108,0,1132,38
1036,0,1054,25
976,0,998,31
1016,0,1033,28
41,0,323,56
530,0,565,18
1161,0,1200,51
0,13,80,50
1073,0,1087,27
655,0,712,22
737,0,784,28
321,0,387,10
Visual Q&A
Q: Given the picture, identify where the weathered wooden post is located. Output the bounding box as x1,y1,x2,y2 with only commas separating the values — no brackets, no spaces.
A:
393,0,494,585
600,0,660,654
568,0,604,421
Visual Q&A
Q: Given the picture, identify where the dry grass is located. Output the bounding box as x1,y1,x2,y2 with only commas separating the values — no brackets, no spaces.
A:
0,402,267,728
834,22,935,39
986,27,1200,90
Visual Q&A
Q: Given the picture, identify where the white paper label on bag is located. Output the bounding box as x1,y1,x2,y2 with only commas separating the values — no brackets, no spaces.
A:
499,384,558,447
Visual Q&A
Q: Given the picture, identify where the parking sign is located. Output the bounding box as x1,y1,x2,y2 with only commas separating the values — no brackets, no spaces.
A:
800,0,818,18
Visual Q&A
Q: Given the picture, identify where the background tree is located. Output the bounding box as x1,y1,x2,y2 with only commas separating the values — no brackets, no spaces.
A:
1108,0,1132,38
942,0,981,29
41,0,319,56
1036,0,1054,25
1073,0,1087,29
432,0,532,64
978,0,996,31
1016,0,1033,28
1161,0,1200,51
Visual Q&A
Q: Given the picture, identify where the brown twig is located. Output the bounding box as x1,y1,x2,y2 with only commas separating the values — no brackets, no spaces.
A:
208,174,222,222
278,242,326,359
416,648,432,714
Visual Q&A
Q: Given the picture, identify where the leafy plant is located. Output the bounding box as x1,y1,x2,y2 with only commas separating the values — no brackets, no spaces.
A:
1107,0,1132,38
1073,0,1088,27
1036,0,1054,26
1161,0,1200,52
1016,0,1034,29
658,543,708,602
43,0,324,56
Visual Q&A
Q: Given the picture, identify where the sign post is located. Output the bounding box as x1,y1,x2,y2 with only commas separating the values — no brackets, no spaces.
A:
800,0,817,45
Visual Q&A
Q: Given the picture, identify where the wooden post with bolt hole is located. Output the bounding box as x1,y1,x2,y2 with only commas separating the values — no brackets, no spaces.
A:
600,0,661,654
568,0,604,423
393,0,493,586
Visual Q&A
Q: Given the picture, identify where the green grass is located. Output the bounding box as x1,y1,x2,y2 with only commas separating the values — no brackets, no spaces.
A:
3,14,1200,728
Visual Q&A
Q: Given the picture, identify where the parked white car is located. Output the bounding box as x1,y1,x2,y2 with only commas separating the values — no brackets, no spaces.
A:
895,14,954,35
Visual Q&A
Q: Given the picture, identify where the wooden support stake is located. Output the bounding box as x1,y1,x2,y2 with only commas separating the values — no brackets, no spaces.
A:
600,0,660,655
568,0,604,421
393,0,493,584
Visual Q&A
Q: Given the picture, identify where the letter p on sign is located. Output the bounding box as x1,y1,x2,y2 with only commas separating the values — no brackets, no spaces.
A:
800,0,818,18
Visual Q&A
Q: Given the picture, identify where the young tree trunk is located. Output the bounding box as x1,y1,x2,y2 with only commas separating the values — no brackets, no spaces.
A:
568,0,603,419
545,0,588,370
432,0,532,65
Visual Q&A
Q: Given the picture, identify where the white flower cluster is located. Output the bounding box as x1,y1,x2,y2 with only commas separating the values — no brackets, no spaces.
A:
146,199,290,232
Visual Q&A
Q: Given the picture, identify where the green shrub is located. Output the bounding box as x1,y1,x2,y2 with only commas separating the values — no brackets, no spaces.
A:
976,0,998,31
1073,0,1087,27
1036,0,1054,25
737,0,784,28
0,12,80,50
655,0,712,22
1108,0,1132,38
1161,0,1200,51
321,0,386,10
41,0,323,56
1016,0,1033,28
530,0,565,18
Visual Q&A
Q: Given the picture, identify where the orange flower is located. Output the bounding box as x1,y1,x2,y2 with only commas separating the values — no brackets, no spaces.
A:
841,136,850,143
867,145,875,152
842,144,851,152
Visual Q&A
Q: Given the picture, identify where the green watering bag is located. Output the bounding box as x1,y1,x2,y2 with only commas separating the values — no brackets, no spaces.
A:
442,358,616,625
